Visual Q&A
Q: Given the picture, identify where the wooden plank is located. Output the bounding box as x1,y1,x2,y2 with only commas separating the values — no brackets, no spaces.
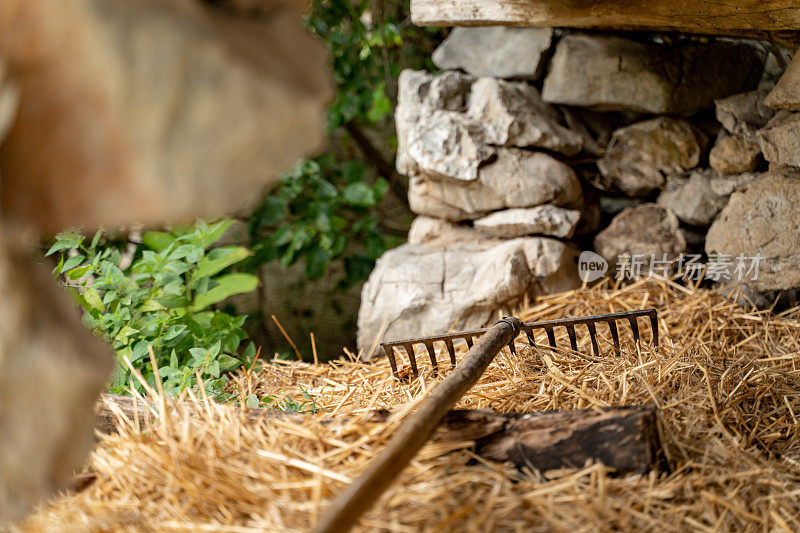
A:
411,0,800,44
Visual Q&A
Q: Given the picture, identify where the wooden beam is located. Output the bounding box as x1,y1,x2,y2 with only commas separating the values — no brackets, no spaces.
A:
411,0,800,46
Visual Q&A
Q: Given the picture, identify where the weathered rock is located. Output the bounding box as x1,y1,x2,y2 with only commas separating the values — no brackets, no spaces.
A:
467,78,582,155
757,111,800,167
396,70,473,176
407,216,478,246
764,53,800,111
408,149,582,220
709,133,762,175
598,117,706,197
0,230,113,524
542,34,765,114
594,204,687,270
656,170,728,227
474,205,581,238
709,171,759,196
407,110,493,182
715,89,775,143
706,170,800,291
0,0,332,234
357,238,580,351
432,26,554,80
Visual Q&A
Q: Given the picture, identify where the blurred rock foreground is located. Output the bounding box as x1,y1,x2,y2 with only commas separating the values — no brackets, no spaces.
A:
0,0,331,523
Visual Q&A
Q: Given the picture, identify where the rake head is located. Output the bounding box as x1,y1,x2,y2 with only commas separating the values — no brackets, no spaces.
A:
380,309,659,379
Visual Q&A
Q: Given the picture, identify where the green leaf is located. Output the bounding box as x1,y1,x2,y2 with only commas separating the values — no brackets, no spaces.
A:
203,219,235,248
207,361,221,379
84,287,104,311
342,182,376,207
138,299,166,312
190,273,259,311
245,394,259,409
62,254,85,272
66,264,93,280
218,354,241,372
143,231,175,252
195,247,251,279
90,228,103,249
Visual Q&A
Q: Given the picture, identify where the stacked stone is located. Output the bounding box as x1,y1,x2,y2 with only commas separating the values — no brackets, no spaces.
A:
358,27,800,351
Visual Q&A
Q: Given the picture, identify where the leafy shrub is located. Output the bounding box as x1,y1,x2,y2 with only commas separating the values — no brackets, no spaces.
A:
47,220,259,398
248,156,396,285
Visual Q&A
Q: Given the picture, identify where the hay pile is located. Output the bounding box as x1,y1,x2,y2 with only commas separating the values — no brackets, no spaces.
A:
19,278,800,531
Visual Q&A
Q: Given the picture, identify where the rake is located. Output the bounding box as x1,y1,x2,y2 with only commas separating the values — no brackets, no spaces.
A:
313,308,659,533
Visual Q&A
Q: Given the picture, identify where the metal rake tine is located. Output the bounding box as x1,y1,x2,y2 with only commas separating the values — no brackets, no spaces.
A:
402,343,419,379
444,338,456,366
545,327,557,351
524,328,536,348
628,317,640,345
607,320,620,356
566,325,578,352
386,345,399,378
424,341,438,373
465,335,474,349
586,322,600,358
649,312,659,347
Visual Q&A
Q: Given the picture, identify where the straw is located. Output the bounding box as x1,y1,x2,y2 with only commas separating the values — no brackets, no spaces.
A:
19,278,800,532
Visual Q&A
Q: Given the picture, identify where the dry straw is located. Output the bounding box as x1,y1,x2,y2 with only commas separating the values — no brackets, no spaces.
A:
19,278,800,532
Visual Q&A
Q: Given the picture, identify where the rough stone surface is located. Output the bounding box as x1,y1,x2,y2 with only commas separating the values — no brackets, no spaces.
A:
715,89,775,143
395,69,474,176
407,216,477,246
656,170,729,227
706,170,800,291
0,0,332,234
357,238,580,352
542,34,765,114
407,110,493,182
709,133,762,175
0,230,113,524
408,149,582,220
764,53,800,111
757,111,800,167
598,117,706,197
594,204,687,268
432,26,554,80
474,205,581,238
468,78,582,155
709,172,759,196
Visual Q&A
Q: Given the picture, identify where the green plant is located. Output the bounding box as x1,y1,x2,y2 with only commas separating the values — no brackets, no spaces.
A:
243,388,319,414
47,220,260,397
248,156,398,285
246,0,442,286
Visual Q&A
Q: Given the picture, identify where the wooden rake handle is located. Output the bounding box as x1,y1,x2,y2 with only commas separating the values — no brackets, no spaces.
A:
311,318,521,533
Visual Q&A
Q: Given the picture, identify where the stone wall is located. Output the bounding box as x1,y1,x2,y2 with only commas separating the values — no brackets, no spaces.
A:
358,27,800,352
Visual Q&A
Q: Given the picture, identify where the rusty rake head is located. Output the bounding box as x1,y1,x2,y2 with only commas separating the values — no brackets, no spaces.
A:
380,309,658,379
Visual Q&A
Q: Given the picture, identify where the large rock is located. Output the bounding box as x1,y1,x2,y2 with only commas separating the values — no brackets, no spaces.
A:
432,27,554,80
764,53,800,111
357,238,580,352
467,78,583,156
407,110,493,182
0,230,113,524
656,170,728,227
598,117,706,197
394,69,473,175
709,133,762,175
408,149,582,220
407,216,477,246
395,69,475,176
0,0,332,234
756,111,800,167
715,89,775,143
594,204,687,270
706,170,800,291
474,205,581,238
542,34,765,114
